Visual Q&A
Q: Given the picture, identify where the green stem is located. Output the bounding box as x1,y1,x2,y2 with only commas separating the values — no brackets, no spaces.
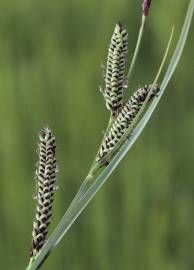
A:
66,116,114,210
63,163,101,213
26,258,34,270
127,15,146,81
59,116,114,218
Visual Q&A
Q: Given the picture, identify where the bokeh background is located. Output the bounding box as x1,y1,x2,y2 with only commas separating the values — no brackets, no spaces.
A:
0,0,194,269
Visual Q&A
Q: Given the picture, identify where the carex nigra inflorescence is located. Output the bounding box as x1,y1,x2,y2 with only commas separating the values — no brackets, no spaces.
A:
30,127,58,258
97,84,160,163
102,22,128,117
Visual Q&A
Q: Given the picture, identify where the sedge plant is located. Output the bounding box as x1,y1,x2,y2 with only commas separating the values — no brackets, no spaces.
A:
26,0,194,269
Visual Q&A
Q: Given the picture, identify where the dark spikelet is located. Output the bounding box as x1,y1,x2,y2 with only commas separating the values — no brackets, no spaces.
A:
97,84,160,162
30,127,58,258
103,22,128,117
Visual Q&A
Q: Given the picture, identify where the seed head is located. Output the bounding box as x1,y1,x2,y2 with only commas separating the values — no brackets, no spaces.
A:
30,127,58,258
103,22,128,117
97,84,160,163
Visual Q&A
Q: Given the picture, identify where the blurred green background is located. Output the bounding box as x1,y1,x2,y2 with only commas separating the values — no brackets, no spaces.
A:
0,0,194,269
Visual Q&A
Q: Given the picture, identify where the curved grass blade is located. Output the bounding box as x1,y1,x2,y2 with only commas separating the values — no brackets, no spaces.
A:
26,1,194,269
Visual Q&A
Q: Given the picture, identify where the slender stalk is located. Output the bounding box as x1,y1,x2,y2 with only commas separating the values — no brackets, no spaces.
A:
27,258,33,270
60,118,114,218
66,116,114,211
63,161,101,216
127,15,146,81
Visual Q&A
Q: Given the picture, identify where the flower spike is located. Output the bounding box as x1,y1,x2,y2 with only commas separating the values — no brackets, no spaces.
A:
30,127,58,258
103,22,128,117
97,84,160,163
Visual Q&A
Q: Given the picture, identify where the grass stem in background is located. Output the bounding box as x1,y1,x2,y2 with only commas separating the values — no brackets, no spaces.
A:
127,15,146,81
128,1,152,81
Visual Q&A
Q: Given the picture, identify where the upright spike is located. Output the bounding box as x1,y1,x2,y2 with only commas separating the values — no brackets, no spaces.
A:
30,127,58,258
103,22,128,117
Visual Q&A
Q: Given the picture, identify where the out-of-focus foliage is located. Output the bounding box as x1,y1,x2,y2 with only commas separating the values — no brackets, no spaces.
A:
0,1,194,269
